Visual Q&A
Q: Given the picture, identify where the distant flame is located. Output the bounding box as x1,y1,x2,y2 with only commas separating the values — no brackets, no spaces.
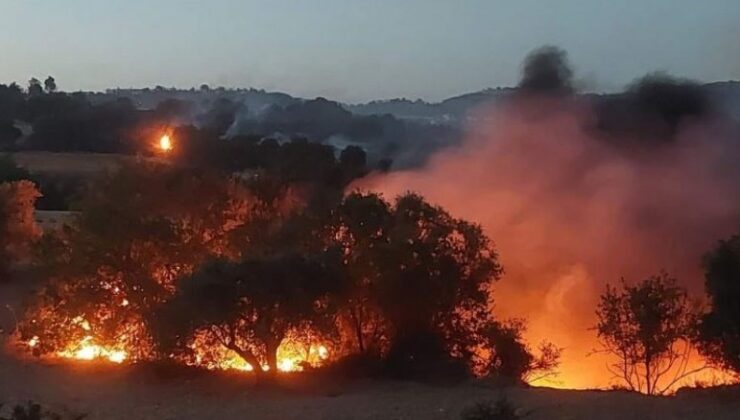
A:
158,134,172,152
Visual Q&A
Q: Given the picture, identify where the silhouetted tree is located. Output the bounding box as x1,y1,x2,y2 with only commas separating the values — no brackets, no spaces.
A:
43,76,56,93
27,78,43,97
0,156,31,183
333,192,506,377
0,83,25,121
481,319,561,383
697,236,740,373
153,254,344,381
595,273,702,395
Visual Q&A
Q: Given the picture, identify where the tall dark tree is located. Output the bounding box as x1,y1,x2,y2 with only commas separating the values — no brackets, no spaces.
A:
43,76,57,93
27,78,43,97
333,192,506,376
698,236,740,372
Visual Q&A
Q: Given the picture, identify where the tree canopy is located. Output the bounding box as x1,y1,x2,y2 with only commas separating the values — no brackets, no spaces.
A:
698,236,740,372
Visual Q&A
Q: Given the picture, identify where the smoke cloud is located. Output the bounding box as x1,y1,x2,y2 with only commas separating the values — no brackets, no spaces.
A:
353,90,740,387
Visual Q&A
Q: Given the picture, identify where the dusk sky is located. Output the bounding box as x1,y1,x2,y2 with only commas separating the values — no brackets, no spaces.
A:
1,0,738,102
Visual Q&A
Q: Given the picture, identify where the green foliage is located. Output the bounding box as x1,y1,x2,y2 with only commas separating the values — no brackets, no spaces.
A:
698,235,740,372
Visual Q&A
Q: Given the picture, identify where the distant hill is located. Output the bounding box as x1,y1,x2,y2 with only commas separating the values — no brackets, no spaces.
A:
87,82,740,124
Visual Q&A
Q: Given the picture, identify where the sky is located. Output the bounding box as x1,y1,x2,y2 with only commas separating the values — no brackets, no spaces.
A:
1,0,739,102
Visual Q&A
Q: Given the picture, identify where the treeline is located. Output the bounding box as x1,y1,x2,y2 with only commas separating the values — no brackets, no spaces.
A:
13,163,558,382
0,78,457,169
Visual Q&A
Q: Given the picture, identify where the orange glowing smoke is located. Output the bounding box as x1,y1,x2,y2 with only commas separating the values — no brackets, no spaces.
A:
352,98,740,391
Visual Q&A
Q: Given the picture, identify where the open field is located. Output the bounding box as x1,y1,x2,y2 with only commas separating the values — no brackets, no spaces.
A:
5,152,168,176
0,351,738,420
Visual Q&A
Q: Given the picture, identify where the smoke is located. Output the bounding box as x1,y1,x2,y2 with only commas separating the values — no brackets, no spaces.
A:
353,69,740,388
519,46,574,94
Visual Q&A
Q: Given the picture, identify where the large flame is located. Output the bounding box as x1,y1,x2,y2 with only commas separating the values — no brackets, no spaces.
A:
26,321,330,374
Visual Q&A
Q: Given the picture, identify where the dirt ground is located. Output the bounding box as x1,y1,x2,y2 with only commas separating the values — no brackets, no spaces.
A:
0,351,738,420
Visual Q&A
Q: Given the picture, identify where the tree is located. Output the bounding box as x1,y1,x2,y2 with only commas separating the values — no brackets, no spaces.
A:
0,180,42,280
0,83,25,121
0,156,31,183
27,78,43,97
332,192,505,375
43,76,57,93
697,236,740,372
595,273,702,395
481,319,561,383
152,254,344,380
18,163,255,358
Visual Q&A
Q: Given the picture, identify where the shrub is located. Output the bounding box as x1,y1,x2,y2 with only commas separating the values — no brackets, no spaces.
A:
460,397,521,420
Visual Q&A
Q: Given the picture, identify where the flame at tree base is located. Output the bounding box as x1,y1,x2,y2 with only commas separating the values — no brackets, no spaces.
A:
25,330,330,374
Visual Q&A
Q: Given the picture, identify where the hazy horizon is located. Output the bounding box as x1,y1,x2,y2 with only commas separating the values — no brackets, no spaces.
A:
1,0,739,102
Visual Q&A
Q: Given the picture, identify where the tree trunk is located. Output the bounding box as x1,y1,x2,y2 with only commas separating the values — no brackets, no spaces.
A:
350,306,365,353
266,342,279,380
227,344,267,383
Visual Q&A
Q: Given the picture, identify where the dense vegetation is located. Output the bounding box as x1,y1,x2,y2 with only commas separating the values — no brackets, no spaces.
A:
15,162,558,383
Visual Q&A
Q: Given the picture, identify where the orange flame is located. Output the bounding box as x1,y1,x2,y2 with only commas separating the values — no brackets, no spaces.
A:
158,134,172,152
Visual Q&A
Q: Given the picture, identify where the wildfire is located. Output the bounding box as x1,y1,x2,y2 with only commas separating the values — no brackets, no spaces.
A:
158,134,173,152
184,330,331,373
26,326,330,374
37,336,130,364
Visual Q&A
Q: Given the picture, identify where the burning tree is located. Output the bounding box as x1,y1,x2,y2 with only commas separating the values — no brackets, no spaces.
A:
16,163,554,382
151,254,344,380
595,273,702,395
0,180,41,280
19,163,255,360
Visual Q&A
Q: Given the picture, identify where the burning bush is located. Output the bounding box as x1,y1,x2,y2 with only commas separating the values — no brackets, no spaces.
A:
16,163,552,383
150,254,343,379
18,163,258,361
